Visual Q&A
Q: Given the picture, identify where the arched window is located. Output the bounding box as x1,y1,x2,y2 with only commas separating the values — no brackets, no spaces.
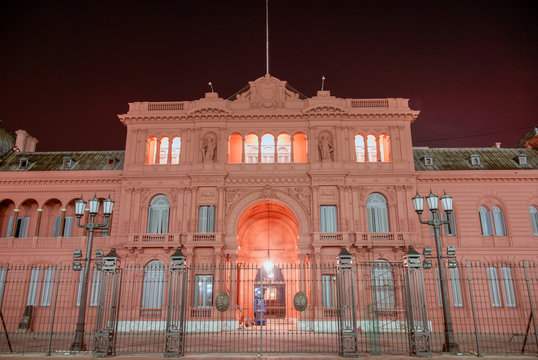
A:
371,260,395,308
479,206,493,236
293,133,307,163
367,135,377,162
355,134,365,162
159,137,169,164
261,134,275,163
492,206,506,236
146,137,157,164
142,260,165,309
277,133,291,163
530,206,538,236
245,134,259,163
147,195,170,234
379,134,390,162
367,193,389,232
228,133,243,163
171,137,181,164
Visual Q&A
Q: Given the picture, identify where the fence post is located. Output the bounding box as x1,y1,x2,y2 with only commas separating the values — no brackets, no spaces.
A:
165,247,187,357
46,263,62,356
523,261,538,354
336,246,358,356
93,249,121,357
465,261,482,357
403,245,431,356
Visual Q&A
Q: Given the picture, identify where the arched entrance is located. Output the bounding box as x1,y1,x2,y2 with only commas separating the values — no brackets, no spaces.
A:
236,200,298,320
236,200,299,264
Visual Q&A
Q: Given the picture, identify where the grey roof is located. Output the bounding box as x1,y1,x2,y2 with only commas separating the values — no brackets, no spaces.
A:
414,148,538,171
0,151,124,172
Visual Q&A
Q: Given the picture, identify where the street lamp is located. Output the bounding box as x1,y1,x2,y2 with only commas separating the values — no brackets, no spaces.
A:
71,194,115,351
412,191,458,354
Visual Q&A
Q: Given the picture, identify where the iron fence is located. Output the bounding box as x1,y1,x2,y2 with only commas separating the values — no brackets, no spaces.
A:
0,258,536,357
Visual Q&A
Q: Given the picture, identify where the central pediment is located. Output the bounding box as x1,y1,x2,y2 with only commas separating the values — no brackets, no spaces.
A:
233,74,304,109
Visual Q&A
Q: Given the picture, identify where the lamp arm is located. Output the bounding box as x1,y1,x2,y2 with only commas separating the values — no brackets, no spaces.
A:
416,212,431,225
97,215,111,229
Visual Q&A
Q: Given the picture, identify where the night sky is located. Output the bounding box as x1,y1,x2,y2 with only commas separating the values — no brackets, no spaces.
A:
1,1,536,152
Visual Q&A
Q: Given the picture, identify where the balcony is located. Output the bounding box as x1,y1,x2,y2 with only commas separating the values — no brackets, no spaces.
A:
312,232,351,246
0,236,112,250
354,232,410,249
126,233,181,249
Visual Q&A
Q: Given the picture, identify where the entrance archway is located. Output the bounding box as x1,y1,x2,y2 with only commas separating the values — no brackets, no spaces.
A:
236,200,299,264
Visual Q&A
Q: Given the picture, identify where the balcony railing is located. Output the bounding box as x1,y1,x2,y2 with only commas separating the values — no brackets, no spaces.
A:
0,236,112,249
354,232,410,248
312,232,351,244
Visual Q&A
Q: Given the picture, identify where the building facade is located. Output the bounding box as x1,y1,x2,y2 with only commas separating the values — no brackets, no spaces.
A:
0,75,537,354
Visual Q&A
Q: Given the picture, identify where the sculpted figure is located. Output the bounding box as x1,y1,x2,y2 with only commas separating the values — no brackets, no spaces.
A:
201,137,216,161
318,135,334,160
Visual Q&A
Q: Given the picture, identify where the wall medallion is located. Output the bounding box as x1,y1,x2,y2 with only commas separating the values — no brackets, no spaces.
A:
293,291,308,312
215,292,230,312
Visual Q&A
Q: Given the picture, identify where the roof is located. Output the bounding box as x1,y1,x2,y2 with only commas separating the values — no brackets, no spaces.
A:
414,147,538,171
0,151,124,172
0,121,16,157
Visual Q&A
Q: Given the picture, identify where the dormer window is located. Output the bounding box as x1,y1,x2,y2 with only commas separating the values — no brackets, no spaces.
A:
423,155,434,166
469,154,481,166
517,154,527,166
18,157,29,169
106,156,119,168
62,156,75,169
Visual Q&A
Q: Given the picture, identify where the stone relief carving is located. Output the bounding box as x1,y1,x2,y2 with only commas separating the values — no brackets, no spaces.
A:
288,187,311,215
261,184,275,199
225,188,243,214
318,133,334,161
201,133,217,161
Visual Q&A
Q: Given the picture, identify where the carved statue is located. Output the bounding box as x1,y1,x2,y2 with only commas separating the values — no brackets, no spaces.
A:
318,135,334,161
201,137,216,161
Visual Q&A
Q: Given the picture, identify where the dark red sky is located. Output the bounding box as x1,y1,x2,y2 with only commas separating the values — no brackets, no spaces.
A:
1,1,536,151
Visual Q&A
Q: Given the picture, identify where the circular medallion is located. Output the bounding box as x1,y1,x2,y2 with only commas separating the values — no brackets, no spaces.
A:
293,291,308,312
215,292,230,312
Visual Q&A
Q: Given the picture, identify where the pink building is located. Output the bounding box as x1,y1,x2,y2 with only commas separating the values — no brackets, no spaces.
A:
0,75,537,355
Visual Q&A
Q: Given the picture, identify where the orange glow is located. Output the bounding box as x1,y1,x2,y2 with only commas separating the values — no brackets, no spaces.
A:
293,133,307,163
379,134,390,162
277,133,291,163
146,136,157,164
228,134,242,163
159,137,169,164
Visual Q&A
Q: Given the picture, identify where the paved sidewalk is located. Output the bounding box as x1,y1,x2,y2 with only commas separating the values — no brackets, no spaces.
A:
0,353,536,360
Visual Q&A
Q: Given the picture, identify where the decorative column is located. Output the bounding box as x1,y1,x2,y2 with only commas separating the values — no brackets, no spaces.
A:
35,209,43,237
312,186,320,231
59,209,66,237
273,136,278,163
217,187,225,233
290,134,294,163
241,134,246,163
10,209,19,237
257,135,262,163
338,186,347,232
190,187,199,233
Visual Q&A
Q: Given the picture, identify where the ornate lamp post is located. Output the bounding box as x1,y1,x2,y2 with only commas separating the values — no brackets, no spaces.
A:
412,191,458,354
71,194,114,351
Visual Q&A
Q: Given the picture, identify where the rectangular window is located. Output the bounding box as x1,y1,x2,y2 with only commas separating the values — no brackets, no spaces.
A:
320,206,338,232
53,216,74,237
443,212,457,236
90,268,103,307
6,216,29,238
198,206,216,233
322,274,337,308
449,267,463,307
501,267,516,307
40,268,55,306
193,275,213,308
27,268,41,306
487,267,502,307
493,208,506,236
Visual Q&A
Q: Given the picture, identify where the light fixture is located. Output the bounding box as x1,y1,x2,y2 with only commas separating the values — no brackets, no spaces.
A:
75,195,86,217
412,192,424,214
88,194,100,215
102,194,115,215
440,191,453,212
426,190,439,212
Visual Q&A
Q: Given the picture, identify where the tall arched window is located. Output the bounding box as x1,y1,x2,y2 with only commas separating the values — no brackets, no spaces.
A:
245,134,259,163
530,206,538,236
355,134,365,162
367,193,389,232
379,134,390,162
371,260,395,308
261,134,275,163
147,195,170,234
277,133,291,163
367,135,377,162
492,206,506,236
146,137,157,164
142,260,165,309
479,206,493,236
171,137,181,164
159,137,169,164
228,133,243,163
293,132,307,163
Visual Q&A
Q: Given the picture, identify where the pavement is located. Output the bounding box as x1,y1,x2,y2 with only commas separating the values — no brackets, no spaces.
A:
0,353,536,360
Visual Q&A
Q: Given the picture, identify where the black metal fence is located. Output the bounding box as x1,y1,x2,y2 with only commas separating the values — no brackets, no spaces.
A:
0,257,536,357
